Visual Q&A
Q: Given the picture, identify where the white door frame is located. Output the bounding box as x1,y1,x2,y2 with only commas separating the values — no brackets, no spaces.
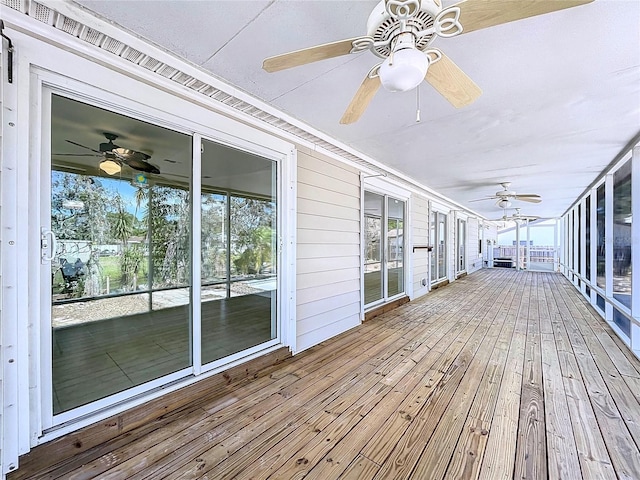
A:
27,54,295,441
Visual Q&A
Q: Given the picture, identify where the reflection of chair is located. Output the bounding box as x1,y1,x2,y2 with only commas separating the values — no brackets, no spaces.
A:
60,257,85,292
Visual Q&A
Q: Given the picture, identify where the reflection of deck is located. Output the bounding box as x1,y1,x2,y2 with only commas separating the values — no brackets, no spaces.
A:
53,294,273,413
15,269,640,479
364,267,403,305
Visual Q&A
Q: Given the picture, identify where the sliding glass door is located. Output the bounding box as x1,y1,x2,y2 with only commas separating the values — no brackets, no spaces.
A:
46,92,279,422
364,191,405,308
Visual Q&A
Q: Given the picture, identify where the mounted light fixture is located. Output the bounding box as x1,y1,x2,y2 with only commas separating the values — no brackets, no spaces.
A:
497,199,512,209
99,158,121,175
379,33,429,93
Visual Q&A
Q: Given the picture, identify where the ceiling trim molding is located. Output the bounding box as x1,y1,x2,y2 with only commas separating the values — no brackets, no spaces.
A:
2,0,486,219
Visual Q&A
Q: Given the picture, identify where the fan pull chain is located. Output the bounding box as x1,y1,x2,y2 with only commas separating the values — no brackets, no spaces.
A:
416,86,421,123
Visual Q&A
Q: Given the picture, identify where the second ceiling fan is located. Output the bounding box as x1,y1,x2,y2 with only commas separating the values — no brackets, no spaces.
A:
263,0,593,124
56,133,161,175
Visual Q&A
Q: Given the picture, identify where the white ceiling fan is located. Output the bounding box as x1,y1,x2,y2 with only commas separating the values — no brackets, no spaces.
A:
490,207,541,223
471,182,542,208
262,0,593,124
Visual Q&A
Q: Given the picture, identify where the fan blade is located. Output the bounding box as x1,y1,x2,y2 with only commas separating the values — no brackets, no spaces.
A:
455,0,594,35
53,153,102,157
425,50,481,108
340,71,381,125
65,140,102,154
515,195,542,203
468,196,497,203
124,157,160,175
114,148,151,162
263,37,365,73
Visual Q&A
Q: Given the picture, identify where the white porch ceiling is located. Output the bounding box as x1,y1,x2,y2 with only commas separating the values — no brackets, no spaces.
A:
72,0,640,219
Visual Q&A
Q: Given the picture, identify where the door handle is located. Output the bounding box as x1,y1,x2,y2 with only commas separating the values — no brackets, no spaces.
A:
41,228,57,262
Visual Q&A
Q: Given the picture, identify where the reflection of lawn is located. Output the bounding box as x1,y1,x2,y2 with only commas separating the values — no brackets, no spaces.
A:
53,255,149,297
99,255,148,292
99,256,120,280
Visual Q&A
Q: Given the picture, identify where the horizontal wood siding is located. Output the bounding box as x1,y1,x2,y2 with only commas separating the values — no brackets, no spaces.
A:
468,217,483,274
296,150,361,352
412,194,430,299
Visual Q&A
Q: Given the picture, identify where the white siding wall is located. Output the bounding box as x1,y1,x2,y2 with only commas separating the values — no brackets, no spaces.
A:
467,217,483,274
296,147,361,352
411,195,429,299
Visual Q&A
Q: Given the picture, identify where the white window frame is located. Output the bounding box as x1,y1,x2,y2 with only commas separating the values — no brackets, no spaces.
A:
430,205,449,285
362,177,410,312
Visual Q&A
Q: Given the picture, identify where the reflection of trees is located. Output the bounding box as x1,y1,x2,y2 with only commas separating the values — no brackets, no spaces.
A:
201,194,226,281
142,185,191,288
52,172,109,297
53,171,275,299
52,172,109,242
230,197,275,276
365,216,381,262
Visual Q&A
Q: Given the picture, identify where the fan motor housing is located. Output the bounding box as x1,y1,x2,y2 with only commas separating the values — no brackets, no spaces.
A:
366,0,442,58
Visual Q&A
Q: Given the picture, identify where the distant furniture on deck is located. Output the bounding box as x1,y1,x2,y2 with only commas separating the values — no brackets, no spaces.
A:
494,257,515,268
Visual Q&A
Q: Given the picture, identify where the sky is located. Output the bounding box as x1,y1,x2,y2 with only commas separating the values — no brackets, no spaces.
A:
497,220,558,246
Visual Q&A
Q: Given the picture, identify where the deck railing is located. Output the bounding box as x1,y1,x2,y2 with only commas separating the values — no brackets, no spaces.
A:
494,245,558,271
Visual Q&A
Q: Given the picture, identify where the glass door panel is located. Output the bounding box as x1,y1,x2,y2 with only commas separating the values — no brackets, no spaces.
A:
364,192,405,307
200,139,277,364
431,211,448,284
437,213,447,280
50,94,192,415
364,192,384,305
387,198,405,297
430,212,437,282
457,219,466,272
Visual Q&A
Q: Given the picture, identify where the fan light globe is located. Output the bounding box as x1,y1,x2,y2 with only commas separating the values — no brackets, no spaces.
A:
99,159,121,176
379,48,429,93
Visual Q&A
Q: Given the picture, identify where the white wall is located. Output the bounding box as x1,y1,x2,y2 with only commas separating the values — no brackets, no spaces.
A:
467,217,483,274
411,194,430,299
295,147,361,352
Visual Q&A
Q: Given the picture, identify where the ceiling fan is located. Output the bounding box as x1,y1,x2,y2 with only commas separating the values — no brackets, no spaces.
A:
490,207,540,223
471,182,542,208
262,0,593,124
53,132,160,175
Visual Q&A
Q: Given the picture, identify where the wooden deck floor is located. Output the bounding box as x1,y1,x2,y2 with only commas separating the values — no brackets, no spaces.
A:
12,269,640,479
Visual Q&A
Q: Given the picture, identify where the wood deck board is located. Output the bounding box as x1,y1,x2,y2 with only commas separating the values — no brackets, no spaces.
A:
550,277,640,478
12,269,640,480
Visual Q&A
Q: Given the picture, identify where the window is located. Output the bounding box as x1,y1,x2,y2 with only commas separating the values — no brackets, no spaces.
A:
613,160,631,309
577,204,582,276
457,219,466,273
431,211,447,283
364,191,405,306
597,184,606,289
586,195,591,281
